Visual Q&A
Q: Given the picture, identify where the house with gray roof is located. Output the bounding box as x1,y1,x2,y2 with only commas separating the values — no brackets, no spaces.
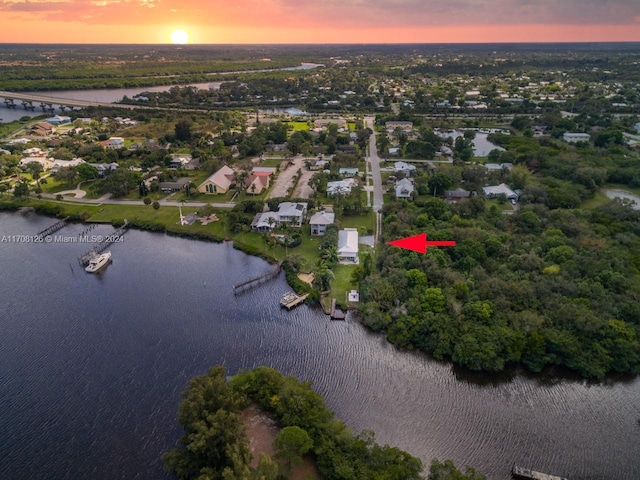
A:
482,183,518,200
277,202,307,227
395,178,414,199
309,211,335,236
338,228,359,263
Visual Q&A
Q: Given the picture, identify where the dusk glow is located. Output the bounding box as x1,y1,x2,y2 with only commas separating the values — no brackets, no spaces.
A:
0,0,638,43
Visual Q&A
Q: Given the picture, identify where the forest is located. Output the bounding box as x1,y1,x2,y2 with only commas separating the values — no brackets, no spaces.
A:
356,191,640,379
162,366,485,480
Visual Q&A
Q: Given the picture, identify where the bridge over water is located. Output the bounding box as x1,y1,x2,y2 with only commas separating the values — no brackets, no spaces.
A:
0,90,135,111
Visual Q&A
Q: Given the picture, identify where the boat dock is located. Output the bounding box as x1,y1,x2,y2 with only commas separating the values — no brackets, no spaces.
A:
330,298,346,320
233,263,282,294
78,221,129,266
36,216,70,239
280,292,309,309
512,465,568,480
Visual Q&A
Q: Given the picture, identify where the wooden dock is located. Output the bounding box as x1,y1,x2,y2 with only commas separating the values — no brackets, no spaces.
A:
280,292,309,309
78,221,129,266
330,298,346,320
512,465,568,480
233,263,282,294
36,216,70,239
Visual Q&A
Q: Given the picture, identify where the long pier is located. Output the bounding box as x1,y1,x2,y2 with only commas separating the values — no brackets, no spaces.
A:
78,221,129,266
233,263,282,294
37,217,70,239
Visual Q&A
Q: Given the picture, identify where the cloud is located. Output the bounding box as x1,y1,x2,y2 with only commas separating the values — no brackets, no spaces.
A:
0,0,638,28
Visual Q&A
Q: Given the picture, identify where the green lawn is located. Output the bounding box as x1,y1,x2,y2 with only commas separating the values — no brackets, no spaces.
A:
40,177,74,194
485,198,514,211
347,122,356,132
260,158,284,168
338,211,375,235
580,191,610,210
286,121,310,131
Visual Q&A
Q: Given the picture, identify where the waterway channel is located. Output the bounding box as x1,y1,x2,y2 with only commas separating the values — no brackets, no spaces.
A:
1,212,638,480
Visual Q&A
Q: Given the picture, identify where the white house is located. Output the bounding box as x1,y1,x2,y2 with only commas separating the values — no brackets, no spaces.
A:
482,183,518,200
102,137,125,149
327,178,356,197
395,178,414,199
338,228,359,263
394,161,416,176
277,202,307,227
19,157,53,170
633,123,640,134
309,211,335,236
51,158,85,172
563,132,591,143
169,154,192,169
45,115,71,125
251,212,279,232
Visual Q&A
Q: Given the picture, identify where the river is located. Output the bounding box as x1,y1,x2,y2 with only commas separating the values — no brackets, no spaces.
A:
0,212,638,480
0,63,323,123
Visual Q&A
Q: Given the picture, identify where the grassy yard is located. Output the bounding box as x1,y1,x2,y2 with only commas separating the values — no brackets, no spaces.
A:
485,198,514,211
40,176,75,194
580,191,611,210
260,158,284,168
338,211,375,235
285,121,310,131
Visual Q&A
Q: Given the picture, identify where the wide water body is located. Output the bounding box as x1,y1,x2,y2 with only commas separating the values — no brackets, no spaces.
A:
0,212,639,480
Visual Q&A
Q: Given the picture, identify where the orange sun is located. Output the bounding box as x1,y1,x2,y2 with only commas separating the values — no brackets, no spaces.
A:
170,29,189,44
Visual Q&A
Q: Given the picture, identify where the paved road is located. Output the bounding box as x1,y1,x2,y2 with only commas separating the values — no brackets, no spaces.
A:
364,116,384,244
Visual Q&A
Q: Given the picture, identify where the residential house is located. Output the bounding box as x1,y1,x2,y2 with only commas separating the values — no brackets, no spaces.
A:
562,132,591,143
314,118,347,130
51,158,85,172
24,147,46,157
159,178,191,193
102,137,125,149
309,210,335,236
394,161,417,176
245,172,271,195
327,178,356,197
252,167,277,175
169,154,192,170
338,228,359,263
277,202,307,227
482,183,518,200
309,160,329,170
385,121,413,132
339,167,358,178
634,122,640,133
388,147,400,156
395,178,414,199
45,115,71,125
250,212,279,232
444,188,472,202
19,157,53,170
197,165,235,194
30,122,55,136
484,163,514,171
89,162,119,177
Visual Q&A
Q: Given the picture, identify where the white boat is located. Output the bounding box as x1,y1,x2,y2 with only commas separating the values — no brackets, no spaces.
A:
85,251,112,273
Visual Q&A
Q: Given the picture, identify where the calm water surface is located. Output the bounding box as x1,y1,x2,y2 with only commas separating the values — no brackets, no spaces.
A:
0,212,638,480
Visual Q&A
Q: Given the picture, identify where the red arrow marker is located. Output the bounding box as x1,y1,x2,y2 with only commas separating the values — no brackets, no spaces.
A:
387,233,456,254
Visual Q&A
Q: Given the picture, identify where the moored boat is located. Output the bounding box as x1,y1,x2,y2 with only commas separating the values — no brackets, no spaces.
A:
85,251,112,273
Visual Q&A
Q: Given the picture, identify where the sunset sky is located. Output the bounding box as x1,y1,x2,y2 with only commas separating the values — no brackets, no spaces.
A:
0,0,639,44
